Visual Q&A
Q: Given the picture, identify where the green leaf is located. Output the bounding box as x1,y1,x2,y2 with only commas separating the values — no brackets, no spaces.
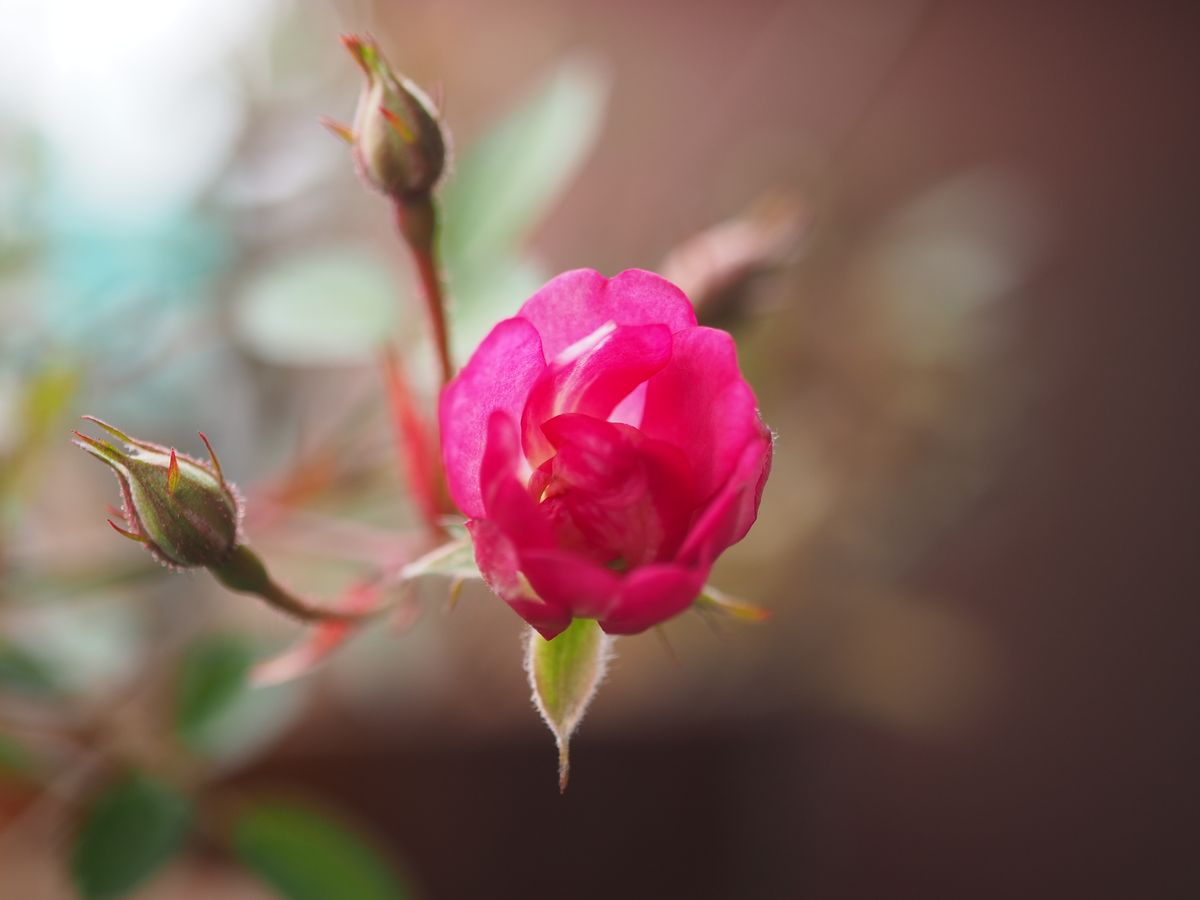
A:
234,248,399,366
235,801,414,900
0,733,37,779
441,57,607,272
174,634,253,752
525,617,613,791
440,57,608,345
172,634,305,770
0,639,60,696
70,773,192,900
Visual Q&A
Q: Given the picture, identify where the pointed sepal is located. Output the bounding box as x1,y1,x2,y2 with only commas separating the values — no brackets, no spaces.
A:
73,418,242,569
694,584,770,623
525,617,613,792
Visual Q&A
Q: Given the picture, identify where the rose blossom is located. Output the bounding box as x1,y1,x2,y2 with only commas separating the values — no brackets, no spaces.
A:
440,269,772,638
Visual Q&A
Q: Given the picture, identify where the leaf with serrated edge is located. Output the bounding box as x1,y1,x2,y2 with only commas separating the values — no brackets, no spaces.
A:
525,618,613,792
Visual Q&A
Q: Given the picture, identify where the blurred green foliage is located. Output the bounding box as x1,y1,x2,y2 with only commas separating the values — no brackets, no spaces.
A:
70,773,194,900
235,801,415,900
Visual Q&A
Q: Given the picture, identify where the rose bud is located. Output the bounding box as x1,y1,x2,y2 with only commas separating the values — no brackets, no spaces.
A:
326,34,447,202
72,418,241,569
440,269,773,639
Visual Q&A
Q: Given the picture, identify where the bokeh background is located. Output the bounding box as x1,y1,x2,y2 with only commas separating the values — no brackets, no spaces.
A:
1,0,1196,897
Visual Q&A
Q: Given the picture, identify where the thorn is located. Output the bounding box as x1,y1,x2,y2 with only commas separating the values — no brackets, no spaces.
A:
319,116,355,144
379,106,415,144
107,519,147,544
167,449,180,495
198,432,225,485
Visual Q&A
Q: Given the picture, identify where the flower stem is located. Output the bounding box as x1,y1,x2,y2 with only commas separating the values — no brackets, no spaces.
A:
210,544,386,625
393,193,454,385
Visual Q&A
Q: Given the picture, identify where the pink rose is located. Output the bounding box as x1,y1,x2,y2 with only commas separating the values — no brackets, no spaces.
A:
440,269,772,639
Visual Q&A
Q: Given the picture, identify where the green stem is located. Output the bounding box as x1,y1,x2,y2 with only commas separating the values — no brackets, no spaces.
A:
210,545,384,625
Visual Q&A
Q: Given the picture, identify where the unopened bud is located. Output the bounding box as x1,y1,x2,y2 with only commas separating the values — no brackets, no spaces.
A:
330,34,447,201
73,418,241,569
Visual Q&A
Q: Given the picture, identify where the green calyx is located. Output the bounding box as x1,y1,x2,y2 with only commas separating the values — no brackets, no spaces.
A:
341,33,447,200
73,417,241,569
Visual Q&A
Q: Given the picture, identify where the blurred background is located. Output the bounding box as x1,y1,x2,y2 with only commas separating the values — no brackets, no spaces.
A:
1,0,1196,897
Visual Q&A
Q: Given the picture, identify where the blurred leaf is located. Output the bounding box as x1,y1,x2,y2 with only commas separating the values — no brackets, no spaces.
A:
0,363,79,508
70,773,192,900
174,634,253,752
526,618,613,792
173,635,306,770
441,57,607,344
448,256,548,361
0,639,60,696
234,248,399,366
7,602,144,698
442,57,607,272
235,801,414,900
188,671,306,772
23,363,79,438
0,733,37,779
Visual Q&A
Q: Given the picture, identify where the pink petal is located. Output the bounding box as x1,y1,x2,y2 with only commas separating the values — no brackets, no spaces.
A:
479,411,554,549
677,432,773,568
607,382,647,428
599,564,707,635
518,548,622,619
520,322,672,467
467,519,571,639
540,414,695,565
638,326,769,505
517,269,697,363
440,318,546,518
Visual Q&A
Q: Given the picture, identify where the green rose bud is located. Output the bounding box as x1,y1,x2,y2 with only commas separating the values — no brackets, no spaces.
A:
328,34,447,201
73,418,241,569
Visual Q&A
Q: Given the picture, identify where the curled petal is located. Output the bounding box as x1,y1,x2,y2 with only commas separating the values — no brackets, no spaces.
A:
518,548,622,619
468,519,571,639
639,326,769,504
440,318,545,517
599,564,707,635
517,269,697,363
677,431,773,568
520,322,672,467
480,411,554,548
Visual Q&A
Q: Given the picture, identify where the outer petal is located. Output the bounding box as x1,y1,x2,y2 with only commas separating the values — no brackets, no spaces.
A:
516,269,698,362
440,318,546,517
467,519,571,639
676,432,773,568
518,548,622,619
479,411,555,549
638,326,768,505
599,564,707,635
520,322,672,467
